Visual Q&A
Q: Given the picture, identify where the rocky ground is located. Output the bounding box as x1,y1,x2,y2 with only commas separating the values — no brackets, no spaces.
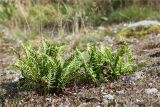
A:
0,20,160,107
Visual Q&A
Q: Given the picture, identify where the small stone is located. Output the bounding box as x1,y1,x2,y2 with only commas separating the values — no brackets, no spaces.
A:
103,36,113,43
125,71,143,81
136,99,141,102
47,104,54,107
13,76,19,82
5,99,8,103
46,97,52,102
145,88,158,94
109,83,114,89
157,92,160,97
77,103,87,107
59,103,69,107
73,93,77,95
23,91,28,95
103,94,114,100
148,83,153,88
101,86,105,92
30,98,34,102
116,90,125,95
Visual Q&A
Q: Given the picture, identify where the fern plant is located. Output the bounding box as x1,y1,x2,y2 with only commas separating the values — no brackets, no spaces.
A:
14,40,83,94
14,39,135,94
77,42,135,84
101,42,135,77
77,45,105,84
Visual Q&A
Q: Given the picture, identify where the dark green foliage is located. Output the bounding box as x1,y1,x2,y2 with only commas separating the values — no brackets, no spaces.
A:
0,3,15,23
14,40,135,94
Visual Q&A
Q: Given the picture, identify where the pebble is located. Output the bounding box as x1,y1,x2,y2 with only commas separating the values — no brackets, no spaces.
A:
103,94,114,100
145,88,158,94
103,36,113,43
47,104,54,107
116,90,125,95
13,76,20,82
30,98,34,102
148,83,153,88
46,97,52,102
157,92,160,97
77,103,91,107
124,71,143,81
59,103,69,107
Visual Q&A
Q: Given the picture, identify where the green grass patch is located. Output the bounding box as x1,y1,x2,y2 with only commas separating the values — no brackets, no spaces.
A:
108,6,160,22
0,3,16,24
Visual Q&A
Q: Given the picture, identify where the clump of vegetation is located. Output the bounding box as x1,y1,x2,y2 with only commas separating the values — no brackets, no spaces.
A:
14,39,135,94
81,43,135,83
116,25,160,38
14,40,83,94
0,2,16,24
108,6,160,22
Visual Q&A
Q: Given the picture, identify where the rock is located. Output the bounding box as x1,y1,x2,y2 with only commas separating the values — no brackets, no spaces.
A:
127,20,160,28
103,36,113,44
148,82,153,88
103,94,114,100
0,69,5,76
47,104,54,107
123,101,136,107
116,90,125,95
157,92,160,97
45,97,52,102
12,73,22,82
59,103,69,107
124,71,143,81
77,102,92,107
13,76,20,82
145,88,158,94
30,98,34,102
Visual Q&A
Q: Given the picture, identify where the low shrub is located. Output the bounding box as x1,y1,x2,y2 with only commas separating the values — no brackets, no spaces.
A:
14,39,135,94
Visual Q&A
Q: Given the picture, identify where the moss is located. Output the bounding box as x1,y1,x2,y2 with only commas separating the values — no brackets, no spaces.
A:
116,25,160,38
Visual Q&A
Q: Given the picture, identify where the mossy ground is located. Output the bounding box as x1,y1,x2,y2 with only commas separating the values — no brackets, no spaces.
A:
116,25,160,38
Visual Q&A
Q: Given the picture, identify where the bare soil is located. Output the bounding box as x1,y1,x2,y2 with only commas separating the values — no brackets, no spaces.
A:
0,29,160,107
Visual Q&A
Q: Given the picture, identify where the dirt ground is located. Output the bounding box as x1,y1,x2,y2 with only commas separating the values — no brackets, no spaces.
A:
0,24,160,107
